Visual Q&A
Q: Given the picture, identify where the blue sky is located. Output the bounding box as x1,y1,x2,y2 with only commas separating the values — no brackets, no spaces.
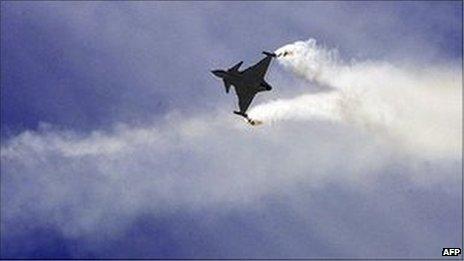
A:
1,1,462,259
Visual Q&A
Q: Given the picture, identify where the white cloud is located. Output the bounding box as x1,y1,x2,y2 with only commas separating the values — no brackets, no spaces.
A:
1,37,461,257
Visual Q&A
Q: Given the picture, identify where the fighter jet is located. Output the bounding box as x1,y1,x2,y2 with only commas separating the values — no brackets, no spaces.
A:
211,51,276,125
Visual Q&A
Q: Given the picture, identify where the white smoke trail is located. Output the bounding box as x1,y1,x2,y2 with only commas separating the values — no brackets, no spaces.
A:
248,38,461,156
247,92,343,123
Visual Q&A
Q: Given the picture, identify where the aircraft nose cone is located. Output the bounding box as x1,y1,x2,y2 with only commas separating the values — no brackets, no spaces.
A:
211,70,221,77
211,70,227,78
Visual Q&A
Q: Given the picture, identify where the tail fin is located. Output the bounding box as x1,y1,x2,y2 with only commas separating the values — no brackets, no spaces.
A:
228,61,243,72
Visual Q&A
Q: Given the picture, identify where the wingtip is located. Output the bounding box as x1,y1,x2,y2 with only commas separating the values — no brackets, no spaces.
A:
262,51,277,57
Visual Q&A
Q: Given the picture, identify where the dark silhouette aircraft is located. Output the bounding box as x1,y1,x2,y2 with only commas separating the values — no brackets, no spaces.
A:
212,51,276,125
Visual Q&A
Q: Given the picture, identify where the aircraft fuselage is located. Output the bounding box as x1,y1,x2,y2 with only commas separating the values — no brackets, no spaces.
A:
211,51,276,123
212,70,271,93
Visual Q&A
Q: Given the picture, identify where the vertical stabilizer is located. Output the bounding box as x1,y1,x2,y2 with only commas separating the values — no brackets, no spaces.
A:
228,61,243,72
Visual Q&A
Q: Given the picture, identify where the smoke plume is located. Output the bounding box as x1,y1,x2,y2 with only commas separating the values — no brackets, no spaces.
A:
2,39,461,257
248,39,461,156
